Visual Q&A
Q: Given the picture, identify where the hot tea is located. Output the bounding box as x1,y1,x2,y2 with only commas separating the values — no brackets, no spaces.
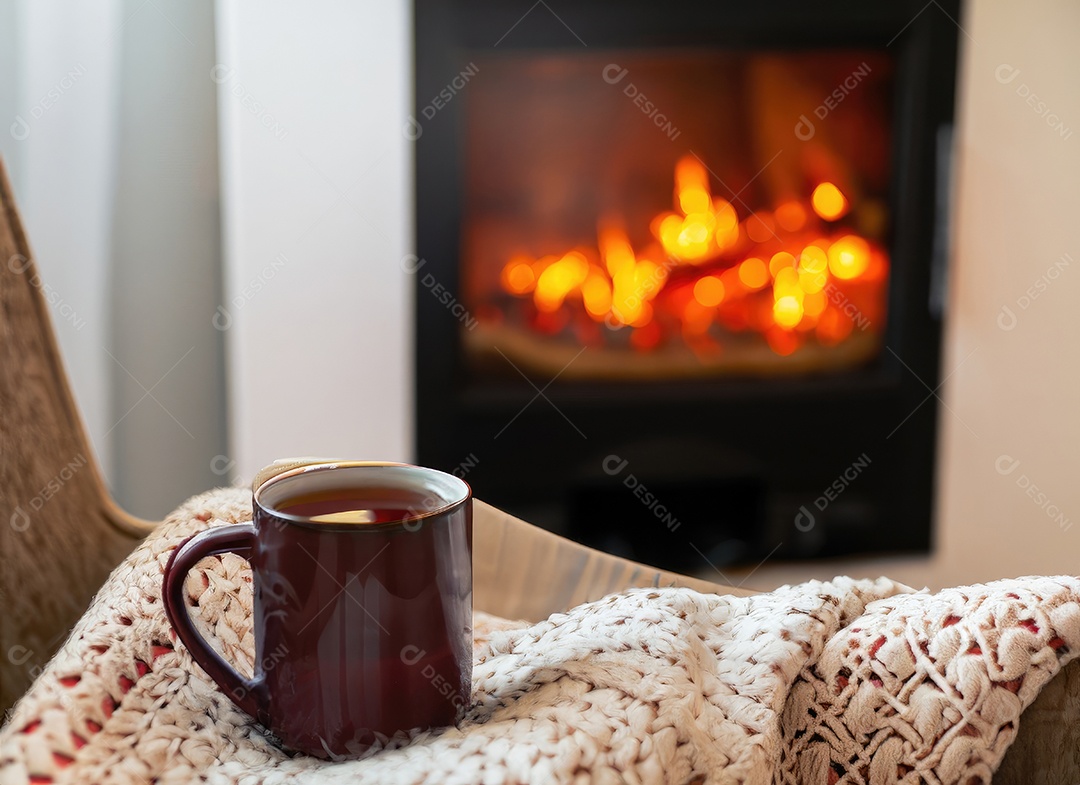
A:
277,490,432,524
162,462,473,759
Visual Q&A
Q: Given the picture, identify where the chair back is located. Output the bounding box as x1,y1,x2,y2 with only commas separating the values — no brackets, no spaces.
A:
0,159,155,711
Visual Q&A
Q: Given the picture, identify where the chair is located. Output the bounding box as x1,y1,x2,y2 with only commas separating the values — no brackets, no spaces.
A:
0,161,155,710
0,157,1075,781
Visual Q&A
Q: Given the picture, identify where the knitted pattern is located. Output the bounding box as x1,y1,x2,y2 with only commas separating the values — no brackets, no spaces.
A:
777,577,1080,783
0,488,1077,784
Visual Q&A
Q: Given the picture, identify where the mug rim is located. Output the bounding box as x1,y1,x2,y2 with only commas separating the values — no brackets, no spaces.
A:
253,461,472,530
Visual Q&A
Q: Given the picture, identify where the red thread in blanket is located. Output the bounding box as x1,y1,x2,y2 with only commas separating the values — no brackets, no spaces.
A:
868,635,886,658
58,676,80,688
999,679,1023,693
71,732,87,750
151,644,173,661
135,660,149,678
85,719,102,734
51,752,73,768
1048,637,1068,652
20,720,41,734
118,675,135,693
102,697,116,718
28,775,52,784
942,615,961,627
1018,619,1039,634
966,643,982,655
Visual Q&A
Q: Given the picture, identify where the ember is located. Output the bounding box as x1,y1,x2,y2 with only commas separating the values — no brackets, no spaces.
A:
495,155,887,360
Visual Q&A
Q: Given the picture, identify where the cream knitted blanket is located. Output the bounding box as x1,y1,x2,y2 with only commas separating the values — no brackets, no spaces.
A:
1,488,1078,784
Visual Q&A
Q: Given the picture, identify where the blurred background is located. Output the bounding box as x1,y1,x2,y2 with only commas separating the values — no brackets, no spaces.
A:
0,0,411,520
1,0,1078,589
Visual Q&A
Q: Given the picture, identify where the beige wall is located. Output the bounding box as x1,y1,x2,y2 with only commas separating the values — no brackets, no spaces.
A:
738,0,1080,591
934,0,1080,585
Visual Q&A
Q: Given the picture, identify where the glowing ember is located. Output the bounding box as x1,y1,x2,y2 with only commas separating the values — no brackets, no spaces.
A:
827,235,871,280
693,276,725,307
496,156,886,357
737,257,769,290
811,182,849,221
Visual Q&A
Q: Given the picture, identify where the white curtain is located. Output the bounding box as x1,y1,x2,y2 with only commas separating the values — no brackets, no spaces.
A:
1,0,227,519
1,0,413,517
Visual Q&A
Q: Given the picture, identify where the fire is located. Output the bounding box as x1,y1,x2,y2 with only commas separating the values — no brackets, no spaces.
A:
497,155,887,357
811,182,848,221
598,226,668,326
827,235,870,280
652,156,740,263
737,257,769,290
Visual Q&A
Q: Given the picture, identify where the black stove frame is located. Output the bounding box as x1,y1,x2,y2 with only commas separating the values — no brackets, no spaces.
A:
413,0,961,572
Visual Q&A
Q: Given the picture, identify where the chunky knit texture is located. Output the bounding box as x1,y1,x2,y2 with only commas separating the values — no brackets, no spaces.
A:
777,577,1080,783
1,488,1077,784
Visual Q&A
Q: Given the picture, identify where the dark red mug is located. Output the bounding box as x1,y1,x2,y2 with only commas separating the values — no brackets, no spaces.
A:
162,461,473,759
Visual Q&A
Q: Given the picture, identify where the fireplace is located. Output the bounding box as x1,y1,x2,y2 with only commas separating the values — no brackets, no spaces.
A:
414,1,960,573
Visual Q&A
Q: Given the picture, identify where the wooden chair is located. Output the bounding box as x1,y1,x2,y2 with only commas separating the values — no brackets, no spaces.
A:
0,157,1075,780
0,160,157,710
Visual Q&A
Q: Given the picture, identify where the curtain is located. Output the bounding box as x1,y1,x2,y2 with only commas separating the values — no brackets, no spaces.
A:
1,0,413,518
1,0,226,519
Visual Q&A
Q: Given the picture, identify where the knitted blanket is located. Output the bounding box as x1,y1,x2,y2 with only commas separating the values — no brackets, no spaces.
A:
1,488,1078,784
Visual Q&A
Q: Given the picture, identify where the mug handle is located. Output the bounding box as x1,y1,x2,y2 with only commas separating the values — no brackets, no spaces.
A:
162,524,266,722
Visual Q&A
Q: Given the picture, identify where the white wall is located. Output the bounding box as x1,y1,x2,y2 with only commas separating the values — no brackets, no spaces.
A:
215,0,413,483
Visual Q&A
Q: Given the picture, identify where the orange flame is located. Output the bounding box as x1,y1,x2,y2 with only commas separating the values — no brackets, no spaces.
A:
497,159,884,356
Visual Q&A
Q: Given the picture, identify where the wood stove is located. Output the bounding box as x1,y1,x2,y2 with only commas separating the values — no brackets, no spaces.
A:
414,0,960,573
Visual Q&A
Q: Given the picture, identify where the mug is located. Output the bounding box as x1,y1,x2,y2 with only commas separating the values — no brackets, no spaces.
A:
162,461,473,759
